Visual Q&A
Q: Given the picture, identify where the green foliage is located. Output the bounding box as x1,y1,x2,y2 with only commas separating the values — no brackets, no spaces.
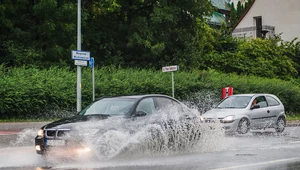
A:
200,36,299,80
1,66,300,120
229,2,237,27
0,65,76,119
236,1,243,19
0,0,78,67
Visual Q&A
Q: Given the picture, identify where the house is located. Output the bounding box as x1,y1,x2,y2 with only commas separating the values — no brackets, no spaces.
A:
231,0,300,41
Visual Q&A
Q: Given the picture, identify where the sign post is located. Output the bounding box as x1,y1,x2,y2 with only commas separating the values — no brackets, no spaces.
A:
72,50,90,112
89,57,95,101
162,65,179,97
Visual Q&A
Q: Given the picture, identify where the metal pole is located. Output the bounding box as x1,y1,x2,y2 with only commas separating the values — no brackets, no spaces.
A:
172,72,174,97
92,65,95,101
76,0,82,112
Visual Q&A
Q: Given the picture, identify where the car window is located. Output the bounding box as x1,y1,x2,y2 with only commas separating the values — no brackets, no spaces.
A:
136,98,155,115
80,98,135,115
266,96,280,106
217,96,251,108
255,96,267,108
155,97,182,110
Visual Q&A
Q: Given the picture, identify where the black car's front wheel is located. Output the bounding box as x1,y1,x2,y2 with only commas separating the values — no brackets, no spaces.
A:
275,116,286,133
237,118,250,134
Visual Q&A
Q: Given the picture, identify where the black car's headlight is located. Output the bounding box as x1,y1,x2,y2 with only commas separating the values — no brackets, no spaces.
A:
37,129,44,137
221,115,235,123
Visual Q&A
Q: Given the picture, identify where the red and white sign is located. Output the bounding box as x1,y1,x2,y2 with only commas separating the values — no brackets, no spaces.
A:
222,86,233,99
162,65,179,72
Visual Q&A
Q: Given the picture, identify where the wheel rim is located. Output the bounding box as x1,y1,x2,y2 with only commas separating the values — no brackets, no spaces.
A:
277,118,285,132
238,119,249,134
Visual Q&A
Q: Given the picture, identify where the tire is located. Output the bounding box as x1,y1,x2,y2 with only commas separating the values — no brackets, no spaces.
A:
275,116,286,133
237,118,250,134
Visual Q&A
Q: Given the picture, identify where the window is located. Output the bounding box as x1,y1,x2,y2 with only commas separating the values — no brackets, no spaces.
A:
254,16,262,38
266,96,280,106
255,96,267,108
136,98,155,115
155,97,181,110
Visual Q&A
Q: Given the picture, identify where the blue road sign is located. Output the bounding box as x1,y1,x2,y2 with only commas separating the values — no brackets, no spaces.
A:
89,57,94,68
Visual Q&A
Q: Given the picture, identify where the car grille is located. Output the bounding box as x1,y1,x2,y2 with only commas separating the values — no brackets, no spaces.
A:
45,129,70,138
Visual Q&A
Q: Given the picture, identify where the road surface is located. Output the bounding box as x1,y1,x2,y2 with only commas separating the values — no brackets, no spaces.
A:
0,122,300,170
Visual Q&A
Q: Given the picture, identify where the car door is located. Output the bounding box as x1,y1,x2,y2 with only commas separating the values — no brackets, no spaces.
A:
265,95,284,124
250,96,271,129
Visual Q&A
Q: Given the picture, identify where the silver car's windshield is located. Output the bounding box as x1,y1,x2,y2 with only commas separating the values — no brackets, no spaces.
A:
217,96,252,109
79,98,136,116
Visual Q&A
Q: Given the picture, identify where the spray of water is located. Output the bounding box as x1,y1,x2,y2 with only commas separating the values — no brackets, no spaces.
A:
4,92,226,166
43,104,225,164
10,128,37,147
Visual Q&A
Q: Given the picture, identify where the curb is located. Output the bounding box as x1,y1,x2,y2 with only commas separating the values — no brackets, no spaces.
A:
286,121,300,127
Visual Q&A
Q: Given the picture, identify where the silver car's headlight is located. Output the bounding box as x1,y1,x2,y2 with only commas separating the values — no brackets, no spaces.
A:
199,115,204,122
221,115,235,123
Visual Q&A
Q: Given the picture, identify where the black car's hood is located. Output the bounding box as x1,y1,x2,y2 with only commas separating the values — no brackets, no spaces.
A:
43,114,113,129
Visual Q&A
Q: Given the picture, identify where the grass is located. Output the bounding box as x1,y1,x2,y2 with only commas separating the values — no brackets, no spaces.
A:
286,114,300,121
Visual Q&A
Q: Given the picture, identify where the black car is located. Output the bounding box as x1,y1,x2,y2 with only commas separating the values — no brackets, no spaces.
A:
35,94,202,158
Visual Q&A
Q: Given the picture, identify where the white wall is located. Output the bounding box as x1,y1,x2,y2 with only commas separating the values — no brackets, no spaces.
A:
234,0,300,41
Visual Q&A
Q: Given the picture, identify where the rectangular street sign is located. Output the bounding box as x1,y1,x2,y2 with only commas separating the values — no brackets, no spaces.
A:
74,60,88,66
72,50,90,61
162,65,179,72
89,57,94,68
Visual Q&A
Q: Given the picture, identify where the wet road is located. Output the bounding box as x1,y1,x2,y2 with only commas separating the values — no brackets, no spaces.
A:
0,123,300,170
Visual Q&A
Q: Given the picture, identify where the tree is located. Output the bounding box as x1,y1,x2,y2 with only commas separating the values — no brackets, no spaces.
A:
0,0,78,67
236,1,243,19
229,2,237,27
83,0,214,70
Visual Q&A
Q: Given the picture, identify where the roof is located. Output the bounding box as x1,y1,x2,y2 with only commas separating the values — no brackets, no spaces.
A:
231,0,256,31
210,12,227,25
230,93,277,97
101,94,174,99
211,0,231,11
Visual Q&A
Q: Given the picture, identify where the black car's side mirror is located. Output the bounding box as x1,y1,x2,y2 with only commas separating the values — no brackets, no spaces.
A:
135,110,147,117
251,104,260,110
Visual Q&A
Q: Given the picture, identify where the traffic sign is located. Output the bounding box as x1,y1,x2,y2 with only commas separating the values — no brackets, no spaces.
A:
74,60,88,66
72,50,90,61
89,57,94,68
162,65,179,72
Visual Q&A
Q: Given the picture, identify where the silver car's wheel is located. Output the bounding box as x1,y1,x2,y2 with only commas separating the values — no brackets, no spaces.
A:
237,118,250,134
275,116,286,133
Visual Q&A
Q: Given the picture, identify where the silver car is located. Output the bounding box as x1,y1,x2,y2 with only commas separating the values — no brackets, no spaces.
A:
201,94,286,134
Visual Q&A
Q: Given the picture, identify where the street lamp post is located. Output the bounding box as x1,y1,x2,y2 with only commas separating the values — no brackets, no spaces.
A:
77,0,82,112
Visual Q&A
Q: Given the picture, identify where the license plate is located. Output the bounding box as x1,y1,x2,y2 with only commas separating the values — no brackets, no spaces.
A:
46,140,65,146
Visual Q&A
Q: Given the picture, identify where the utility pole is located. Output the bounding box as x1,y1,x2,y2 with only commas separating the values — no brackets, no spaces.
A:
76,0,82,112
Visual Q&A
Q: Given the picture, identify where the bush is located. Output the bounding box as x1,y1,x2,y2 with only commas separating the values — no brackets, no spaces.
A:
1,66,300,119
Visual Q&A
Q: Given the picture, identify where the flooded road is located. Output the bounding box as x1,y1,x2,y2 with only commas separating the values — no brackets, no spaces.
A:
0,122,300,170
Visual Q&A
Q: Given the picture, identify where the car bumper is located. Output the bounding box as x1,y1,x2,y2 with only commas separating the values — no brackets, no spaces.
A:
35,137,92,157
202,119,240,132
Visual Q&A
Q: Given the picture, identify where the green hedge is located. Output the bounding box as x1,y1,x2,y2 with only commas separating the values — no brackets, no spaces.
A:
1,65,300,119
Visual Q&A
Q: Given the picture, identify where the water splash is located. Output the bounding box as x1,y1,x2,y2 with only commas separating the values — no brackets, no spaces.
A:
10,128,37,147
42,104,226,162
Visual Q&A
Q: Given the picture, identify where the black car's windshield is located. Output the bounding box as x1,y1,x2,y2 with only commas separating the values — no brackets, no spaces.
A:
217,96,252,109
79,98,136,116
